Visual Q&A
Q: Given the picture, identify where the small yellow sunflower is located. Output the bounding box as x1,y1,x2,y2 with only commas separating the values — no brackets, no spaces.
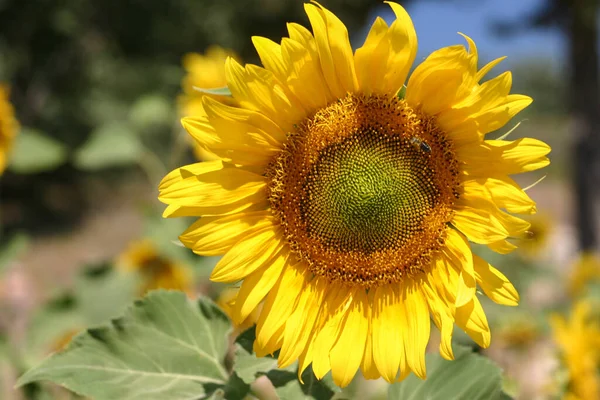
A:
179,46,240,117
159,2,550,387
50,328,82,353
217,287,261,333
179,46,241,161
517,212,552,257
117,239,194,296
569,253,600,297
496,315,540,349
551,300,600,400
0,85,19,174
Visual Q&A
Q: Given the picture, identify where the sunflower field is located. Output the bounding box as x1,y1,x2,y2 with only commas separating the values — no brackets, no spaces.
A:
0,1,599,399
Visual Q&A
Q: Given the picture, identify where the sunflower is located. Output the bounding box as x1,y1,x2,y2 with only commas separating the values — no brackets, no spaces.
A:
496,314,540,349
551,300,600,400
569,253,600,297
179,46,241,161
517,212,552,257
159,2,550,387
0,85,19,174
117,239,194,296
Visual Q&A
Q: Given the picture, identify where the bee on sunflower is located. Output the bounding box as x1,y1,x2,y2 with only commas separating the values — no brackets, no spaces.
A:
159,1,550,387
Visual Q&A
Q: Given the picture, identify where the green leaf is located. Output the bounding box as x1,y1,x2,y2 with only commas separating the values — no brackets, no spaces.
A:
23,292,84,367
0,233,29,274
17,291,233,400
9,128,68,173
388,345,509,400
397,84,407,99
192,86,232,96
234,344,278,384
272,367,338,400
221,373,251,400
128,94,174,134
74,263,138,325
73,123,143,170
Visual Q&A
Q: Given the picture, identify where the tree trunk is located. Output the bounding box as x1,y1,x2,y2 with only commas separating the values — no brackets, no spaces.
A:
566,0,600,251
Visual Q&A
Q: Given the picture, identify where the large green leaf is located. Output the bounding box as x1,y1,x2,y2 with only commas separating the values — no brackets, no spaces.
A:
388,346,510,400
17,291,233,400
73,123,143,170
9,128,68,173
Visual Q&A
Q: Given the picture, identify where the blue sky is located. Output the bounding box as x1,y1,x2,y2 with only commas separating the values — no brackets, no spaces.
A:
355,0,564,69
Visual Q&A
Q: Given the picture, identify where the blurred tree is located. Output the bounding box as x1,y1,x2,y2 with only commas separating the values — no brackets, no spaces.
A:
493,0,600,252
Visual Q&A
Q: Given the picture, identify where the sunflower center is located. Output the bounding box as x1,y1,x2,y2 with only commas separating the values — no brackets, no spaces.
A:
267,94,460,286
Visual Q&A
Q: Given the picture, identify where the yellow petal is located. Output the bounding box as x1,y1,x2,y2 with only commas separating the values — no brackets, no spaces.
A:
473,255,519,306
354,2,418,95
159,160,223,191
487,239,518,254
287,22,315,47
312,284,353,380
201,95,286,144
403,281,429,379
182,115,278,166
329,289,369,387
443,229,476,307
459,137,551,175
280,37,332,110
455,297,491,348
159,164,267,217
360,295,380,380
232,247,289,323
372,285,404,382
454,195,524,244
436,71,513,134
475,95,532,135
421,277,455,360
278,277,328,368
179,211,273,256
486,138,551,173
475,56,506,82
304,2,358,98
225,58,305,131
381,2,417,93
284,22,335,108
361,337,380,380
431,256,457,304
483,176,537,214
406,43,474,115
252,36,287,82
210,226,283,282
297,330,318,382
354,17,389,95
255,264,308,356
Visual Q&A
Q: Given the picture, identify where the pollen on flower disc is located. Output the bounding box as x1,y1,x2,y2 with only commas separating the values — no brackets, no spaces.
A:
267,94,460,286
